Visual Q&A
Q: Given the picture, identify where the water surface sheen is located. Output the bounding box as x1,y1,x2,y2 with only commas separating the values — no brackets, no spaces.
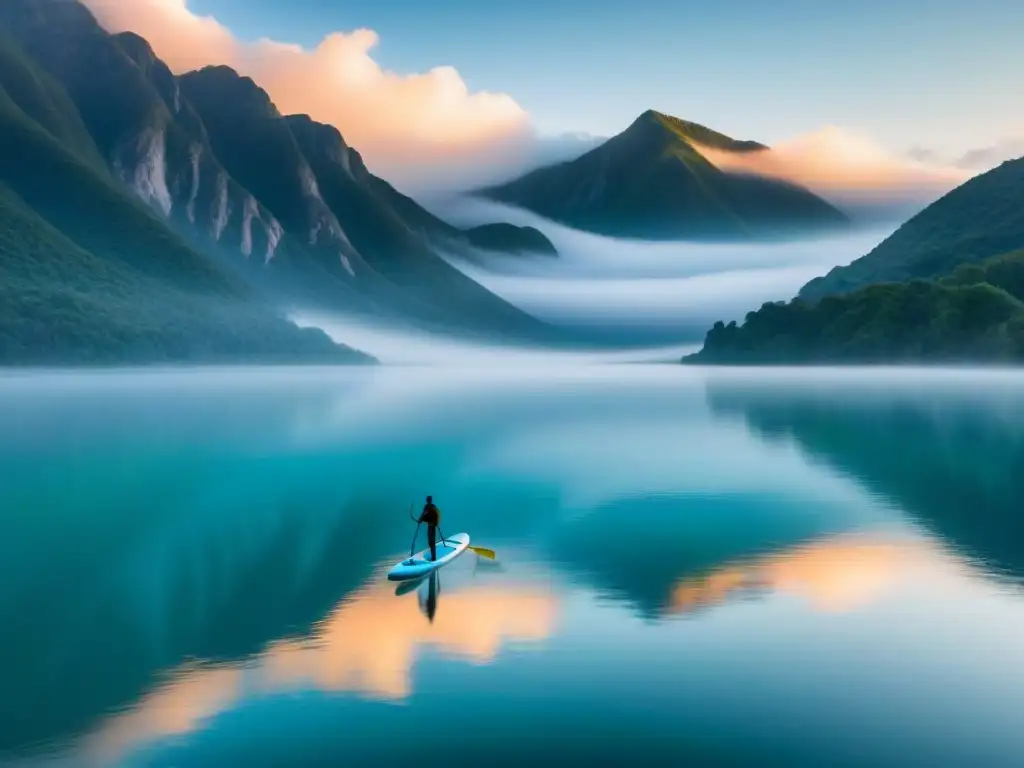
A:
2,366,1024,767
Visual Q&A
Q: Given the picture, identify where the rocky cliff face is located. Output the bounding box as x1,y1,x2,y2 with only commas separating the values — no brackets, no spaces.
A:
0,1,283,264
0,0,559,340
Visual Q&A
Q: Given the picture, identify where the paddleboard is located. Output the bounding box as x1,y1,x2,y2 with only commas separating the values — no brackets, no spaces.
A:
387,532,470,582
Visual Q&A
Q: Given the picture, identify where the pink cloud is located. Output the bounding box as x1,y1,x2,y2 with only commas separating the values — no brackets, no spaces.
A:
697,125,970,208
81,0,533,188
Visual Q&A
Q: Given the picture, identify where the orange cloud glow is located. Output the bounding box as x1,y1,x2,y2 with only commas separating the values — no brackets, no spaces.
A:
80,0,531,187
698,126,970,204
83,580,557,765
86,666,245,765
670,534,948,616
262,580,556,699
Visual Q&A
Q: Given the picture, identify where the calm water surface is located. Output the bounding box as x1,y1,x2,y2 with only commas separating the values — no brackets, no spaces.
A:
2,365,1024,767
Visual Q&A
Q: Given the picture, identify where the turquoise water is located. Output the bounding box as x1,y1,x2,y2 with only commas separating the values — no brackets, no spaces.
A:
2,365,1024,767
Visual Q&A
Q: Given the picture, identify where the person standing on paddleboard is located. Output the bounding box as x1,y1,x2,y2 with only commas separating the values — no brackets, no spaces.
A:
418,496,441,561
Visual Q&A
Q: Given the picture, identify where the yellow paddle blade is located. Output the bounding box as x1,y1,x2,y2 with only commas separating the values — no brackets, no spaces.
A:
467,545,496,560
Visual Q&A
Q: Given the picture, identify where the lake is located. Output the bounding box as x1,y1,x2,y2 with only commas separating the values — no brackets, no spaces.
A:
2,365,1024,767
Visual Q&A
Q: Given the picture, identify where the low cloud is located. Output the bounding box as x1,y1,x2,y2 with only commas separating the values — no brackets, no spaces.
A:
905,146,946,166
397,130,604,194
954,137,1024,170
907,137,1024,173
697,126,969,216
81,0,553,190
414,195,893,347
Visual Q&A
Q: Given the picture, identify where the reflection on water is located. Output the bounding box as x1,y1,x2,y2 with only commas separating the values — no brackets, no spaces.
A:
705,370,1024,582
84,564,556,767
87,667,244,768
668,531,962,616
2,366,1024,767
260,573,554,701
419,571,440,622
79,530,975,767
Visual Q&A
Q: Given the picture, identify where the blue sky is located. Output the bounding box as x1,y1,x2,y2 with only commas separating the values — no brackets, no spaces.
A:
188,0,1023,157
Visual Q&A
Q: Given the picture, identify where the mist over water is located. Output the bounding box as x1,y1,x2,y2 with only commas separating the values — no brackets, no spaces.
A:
300,196,896,361
291,311,698,366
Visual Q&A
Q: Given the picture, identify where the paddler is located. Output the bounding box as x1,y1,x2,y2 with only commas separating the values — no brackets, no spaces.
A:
418,495,441,561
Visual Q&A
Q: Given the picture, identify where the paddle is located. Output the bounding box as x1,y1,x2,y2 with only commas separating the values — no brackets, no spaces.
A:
439,524,496,560
407,503,497,560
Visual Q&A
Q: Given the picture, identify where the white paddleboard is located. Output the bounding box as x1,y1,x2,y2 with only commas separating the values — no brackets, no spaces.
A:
387,532,470,581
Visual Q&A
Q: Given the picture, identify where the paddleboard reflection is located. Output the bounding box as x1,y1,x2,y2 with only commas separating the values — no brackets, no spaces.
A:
392,571,441,622
418,572,441,623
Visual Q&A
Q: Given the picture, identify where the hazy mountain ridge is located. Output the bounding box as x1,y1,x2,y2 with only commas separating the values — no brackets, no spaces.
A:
800,155,1024,300
685,156,1024,364
0,0,559,348
478,109,849,240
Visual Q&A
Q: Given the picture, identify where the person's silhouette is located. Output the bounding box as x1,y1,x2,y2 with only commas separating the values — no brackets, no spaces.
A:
418,495,441,561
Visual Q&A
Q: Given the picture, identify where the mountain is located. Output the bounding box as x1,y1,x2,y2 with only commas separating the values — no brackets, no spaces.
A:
0,30,102,170
176,70,553,333
0,185,366,365
477,110,848,240
801,156,1024,300
463,223,557,256
683,156,1024,365
0,37,369,364
0,0,559,346
684,249,1024,364
282,120,559,258
0,0,283,260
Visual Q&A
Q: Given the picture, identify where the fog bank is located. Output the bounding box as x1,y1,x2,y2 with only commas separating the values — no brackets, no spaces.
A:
293,196,895,360
429,196,894,345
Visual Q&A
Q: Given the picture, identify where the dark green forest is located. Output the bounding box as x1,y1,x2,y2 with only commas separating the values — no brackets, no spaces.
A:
0,184,365,364
687,250,1024,364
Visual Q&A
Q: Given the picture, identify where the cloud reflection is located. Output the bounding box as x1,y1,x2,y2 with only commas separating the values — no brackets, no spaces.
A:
260,580,556,700
82,579,557,766
84,667,245,766
669,533,955,616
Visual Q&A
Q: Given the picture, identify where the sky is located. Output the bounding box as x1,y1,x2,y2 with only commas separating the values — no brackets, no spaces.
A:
82,0,1023,192
184,0,1023,156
